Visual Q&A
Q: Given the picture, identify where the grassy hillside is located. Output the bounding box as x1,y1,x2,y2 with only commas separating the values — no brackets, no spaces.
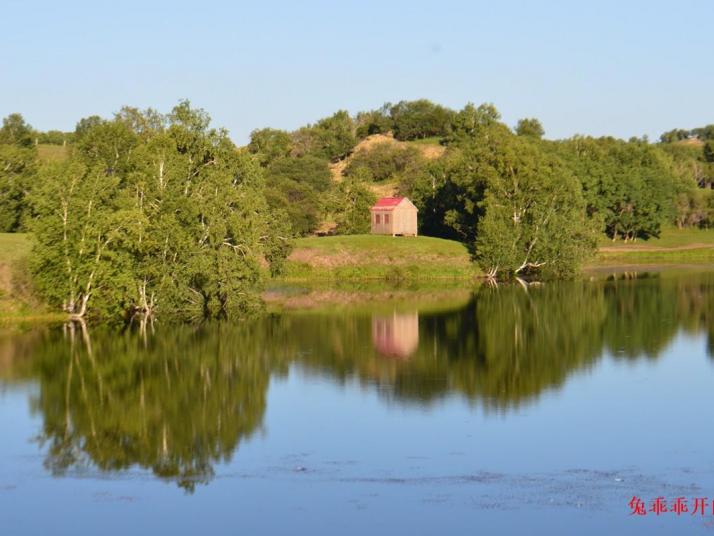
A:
283,235,478,280
595,227,714,265
0,233,59,320
0,233,32,264
36,143,70,162
288,228,714,280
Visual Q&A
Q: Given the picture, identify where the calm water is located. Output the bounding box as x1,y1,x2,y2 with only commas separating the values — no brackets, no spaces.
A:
1,272,714,535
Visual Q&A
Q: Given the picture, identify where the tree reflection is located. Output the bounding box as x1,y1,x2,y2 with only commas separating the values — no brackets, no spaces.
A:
279,273,714,409
28,322,273,492
1,271,713,489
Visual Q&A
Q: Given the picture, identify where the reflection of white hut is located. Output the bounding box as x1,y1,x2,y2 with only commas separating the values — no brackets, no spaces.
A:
372,312,419,359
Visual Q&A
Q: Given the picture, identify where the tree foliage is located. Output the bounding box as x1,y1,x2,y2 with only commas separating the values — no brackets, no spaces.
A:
0,113,34,147
410,121,596,278
263,155,331,236
556,137,677,240
330,170,377,235
344,141,424,182
474,136,596,277
29,102,291,320
390,99,453,141
247,128,292,166
515,118,545,139
439,103,502,145
355,105,392,139
291,111,356,161
0,114,37,231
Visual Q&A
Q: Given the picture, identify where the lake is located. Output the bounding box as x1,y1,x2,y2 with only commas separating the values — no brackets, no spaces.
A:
1,270,714,535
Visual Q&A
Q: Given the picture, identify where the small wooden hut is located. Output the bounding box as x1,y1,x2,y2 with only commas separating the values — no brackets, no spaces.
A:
369,197,418,236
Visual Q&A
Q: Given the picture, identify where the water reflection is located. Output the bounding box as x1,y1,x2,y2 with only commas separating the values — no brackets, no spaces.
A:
372,311,419,359
23,323,272,492
1,271,713,490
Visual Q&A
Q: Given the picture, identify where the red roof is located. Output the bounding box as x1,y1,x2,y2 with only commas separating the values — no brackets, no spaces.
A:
371,197,404,209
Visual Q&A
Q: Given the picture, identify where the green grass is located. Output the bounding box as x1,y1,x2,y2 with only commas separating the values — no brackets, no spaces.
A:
293,234,467,255
595,248,714,266
36,143,70,162
594,226,714,265
597,226,714,249
281,234,479,281
287,230,714,280
0,233,32,264
0,233,58,320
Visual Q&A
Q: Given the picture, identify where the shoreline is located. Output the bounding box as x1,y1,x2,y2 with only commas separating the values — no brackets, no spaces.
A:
1,231,713,322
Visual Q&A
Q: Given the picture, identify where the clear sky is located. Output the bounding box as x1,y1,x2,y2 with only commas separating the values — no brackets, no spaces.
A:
2,0,712,144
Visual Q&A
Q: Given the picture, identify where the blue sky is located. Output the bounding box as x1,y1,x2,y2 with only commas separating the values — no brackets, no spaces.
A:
2,0,712,143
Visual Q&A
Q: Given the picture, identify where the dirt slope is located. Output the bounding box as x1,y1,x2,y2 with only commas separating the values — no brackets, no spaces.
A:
328,132,446,184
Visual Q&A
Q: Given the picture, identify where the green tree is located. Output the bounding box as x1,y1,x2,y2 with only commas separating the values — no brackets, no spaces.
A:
30,102,291,321
389,99,453,141
248,128,292,166
659,128,690,143
408,150,475,241
0,113,37,231
263,155,332,236
74,117,138,176
472,134,596,277
29,160,135,318
515,118,545,139
291,111,356,161
265,178,321,236
312,110,356,160
411,124,595,277
704,141,714,163
331,170,377,234
691,124,714,140
0,144,36,231
0,113,34,147
556,137,676,240
344,142,424,182
266,155,331,192
355,105,393,138
36,130,73,145
443,103,502,144
74,115,104,139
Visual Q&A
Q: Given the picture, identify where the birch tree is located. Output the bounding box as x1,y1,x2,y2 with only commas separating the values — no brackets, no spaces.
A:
473,135,596,278
29,102,291,321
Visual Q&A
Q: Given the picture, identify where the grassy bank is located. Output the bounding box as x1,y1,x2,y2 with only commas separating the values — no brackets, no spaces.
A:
281,235,479,281
285,229,714,281
593,227,714,266
0,233,65,322
2,227,712,318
